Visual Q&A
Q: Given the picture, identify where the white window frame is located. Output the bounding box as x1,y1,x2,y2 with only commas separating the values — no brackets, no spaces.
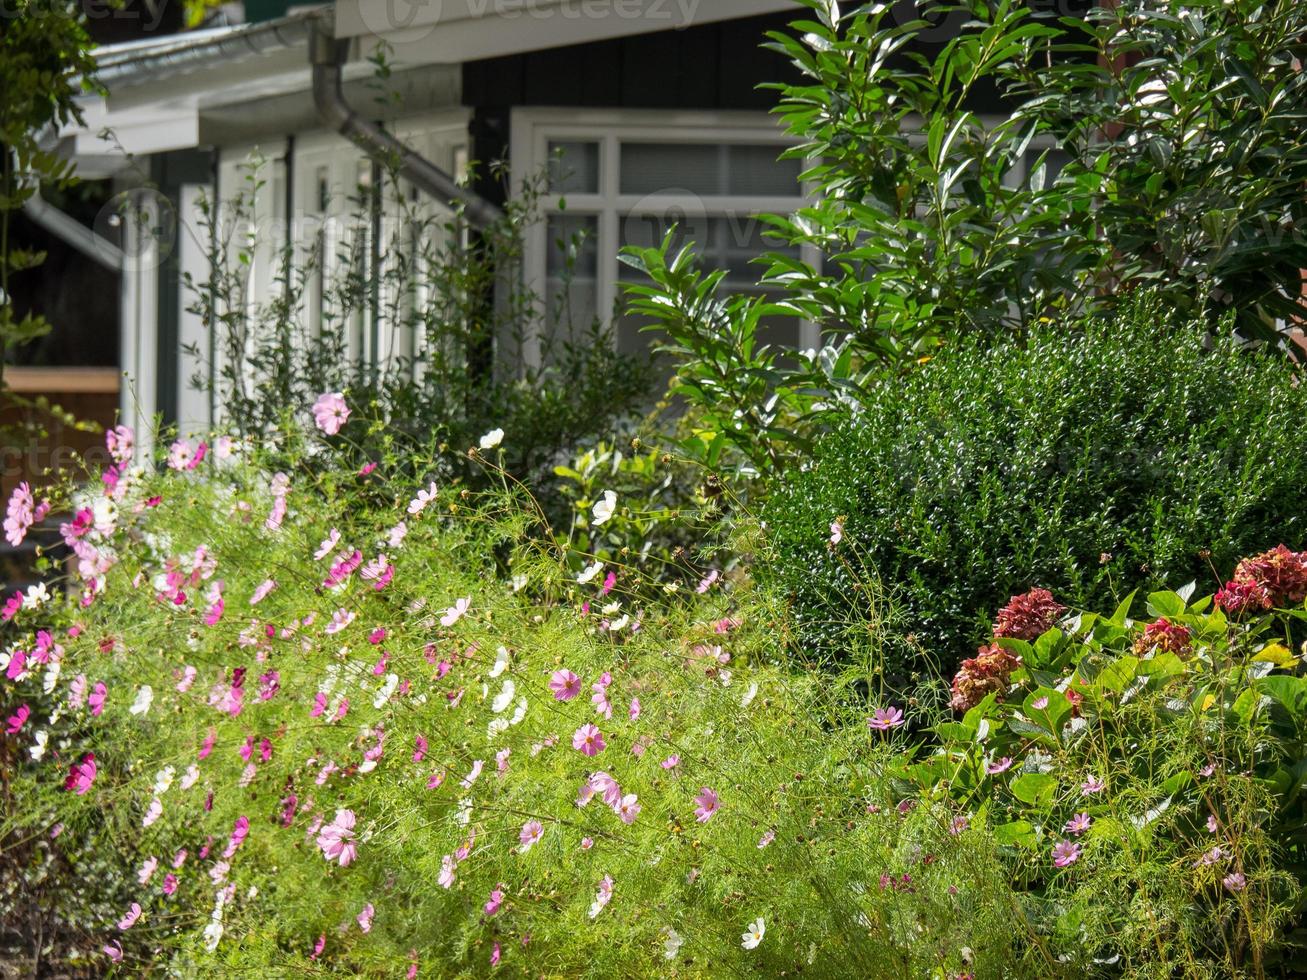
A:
510,107,819,368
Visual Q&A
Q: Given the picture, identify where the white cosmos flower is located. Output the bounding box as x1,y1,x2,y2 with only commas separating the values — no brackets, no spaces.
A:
509,697,528,726
372,673,399,709
129,685,154,716
491,679,515,714
663,926,684,960
489,646,510,678
591,490,617,526
24,582,50,608
741,682,758,708
510,573,528,592
577,562,603,585
152,766,176,795
29,730,48,761
42,659,61,695
742,917,765,950
478,428,504,449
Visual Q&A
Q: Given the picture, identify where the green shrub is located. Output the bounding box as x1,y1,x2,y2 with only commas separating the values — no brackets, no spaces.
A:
763,297,1307,675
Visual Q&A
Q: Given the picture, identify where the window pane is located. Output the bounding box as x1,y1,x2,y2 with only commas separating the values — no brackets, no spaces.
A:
548,141,600,194
620,142,801,197
544,214,599,348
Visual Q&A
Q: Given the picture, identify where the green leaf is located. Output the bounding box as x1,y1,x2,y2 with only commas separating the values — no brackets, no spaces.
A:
1009,772,1058,807
993,819,1036,846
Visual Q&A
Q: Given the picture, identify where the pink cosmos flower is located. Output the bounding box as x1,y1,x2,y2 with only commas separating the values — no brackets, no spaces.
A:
117,902,142,930
3,483,37,547
314,529,341,561
617,794,641,825
757,829,775,849
490,942,501,967
460,759,484,788
356,903,374,933
986,757,1013,775
589,771,622,808
573,723,606,756
549,669,581,701
1081,775,1106,795
1051,841,1081,868
65,753,97,794
176,665,197,693
103,941,124,963
484,886,505,917
868,706,905,730
413,735,428,763
162,873,178,895
1207,814,1219,833
438,855,456,888
89,681,107,716
312,392,350,435
829,518,844,546
1223,871,1247,893
407,482,438,515
316,809,358,867
588,875,614,918
694,787,720,823
661,755,680,770
519,820,544,852
1195,845,1226,867
591,672,612,719
310,934,326,960
325,608,356,634
949,815,970,836
250,579,276,605
580,837,594,850
441,597,471,627
629,697,641,721
1064,812,1091,835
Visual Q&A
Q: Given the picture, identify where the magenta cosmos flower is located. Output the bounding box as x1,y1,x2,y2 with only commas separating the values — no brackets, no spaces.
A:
312,392,350,435
572,723,606,756
549,669,581,701
694,787,720,823
64,753,97,795
1051,841,1081,868
868,706,905,731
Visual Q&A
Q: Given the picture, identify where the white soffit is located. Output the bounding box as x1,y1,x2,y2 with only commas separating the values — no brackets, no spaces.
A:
336,0,801,65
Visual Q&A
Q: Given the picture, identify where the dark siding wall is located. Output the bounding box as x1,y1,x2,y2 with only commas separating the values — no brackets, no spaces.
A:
462,12,801,114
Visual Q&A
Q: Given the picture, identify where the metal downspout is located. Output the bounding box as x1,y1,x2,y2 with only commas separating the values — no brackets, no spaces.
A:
308,16,503,229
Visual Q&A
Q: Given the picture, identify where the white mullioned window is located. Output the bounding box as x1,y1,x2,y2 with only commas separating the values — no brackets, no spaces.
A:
511,108,819,368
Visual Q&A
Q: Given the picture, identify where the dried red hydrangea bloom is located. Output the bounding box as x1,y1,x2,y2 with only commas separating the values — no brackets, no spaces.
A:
1134,617,1193,657
992,588,1066,642
1232,545,1307,606
949,643,1022,713
1214,579,1273,617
